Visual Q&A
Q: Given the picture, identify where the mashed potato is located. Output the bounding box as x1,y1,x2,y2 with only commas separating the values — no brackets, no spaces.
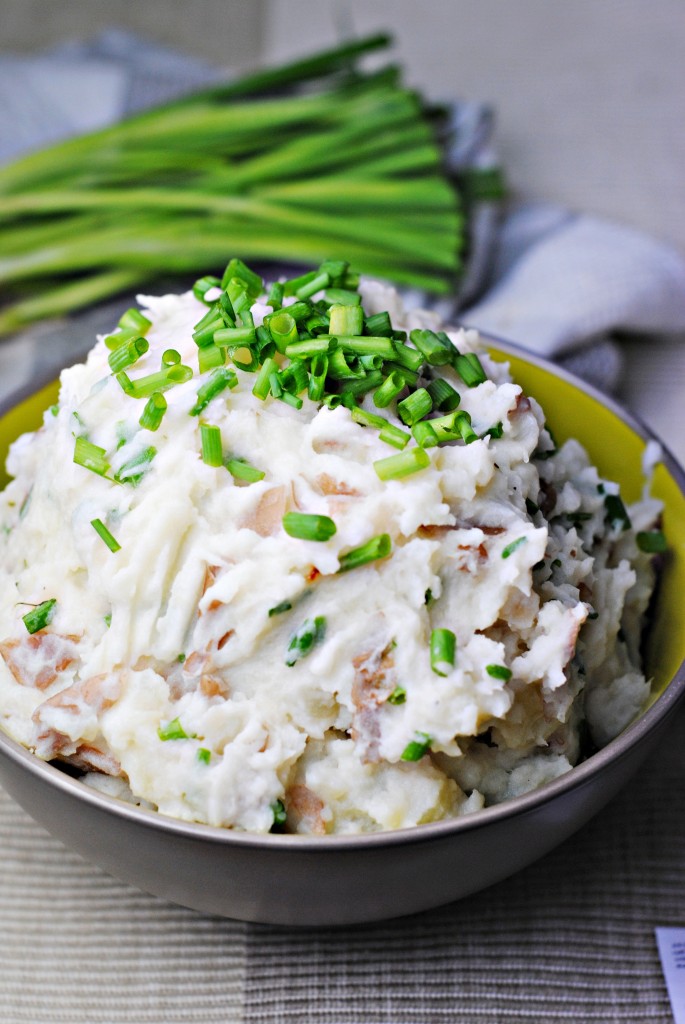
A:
0,264,662,834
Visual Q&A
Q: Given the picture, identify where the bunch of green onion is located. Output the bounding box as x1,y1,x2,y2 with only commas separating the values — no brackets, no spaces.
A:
0,33,503,339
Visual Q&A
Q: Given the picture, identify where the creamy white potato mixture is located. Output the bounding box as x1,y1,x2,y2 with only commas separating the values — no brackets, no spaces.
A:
0,275,661,834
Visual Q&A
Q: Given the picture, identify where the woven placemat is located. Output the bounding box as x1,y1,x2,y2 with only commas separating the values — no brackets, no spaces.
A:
1,704,683,1023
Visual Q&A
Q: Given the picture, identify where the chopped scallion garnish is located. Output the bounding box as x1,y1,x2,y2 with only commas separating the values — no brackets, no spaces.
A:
139,392,167,431
501,536,527,559
73,437,110,477
338,533,392,572
158,717,190,741
200,424,223,467
114,446,156,486
387,685,406,705
268,600,293,617
285,616,326,666
427,377,460,412
190,367,237,415
193,276,221,304
453,352,487,387
486,664,512,680
401,732,432,762
430,628,456,676
108,336,149,374
283,511,337,542
271,798,287,826
196,747,212,765
373,370,406,409
22,598,56,635
118,308,152,335
397,387,432,426
636,530,667,553
225,457,265,483
604,493,631,531
90,518,121,553
374,447,430,480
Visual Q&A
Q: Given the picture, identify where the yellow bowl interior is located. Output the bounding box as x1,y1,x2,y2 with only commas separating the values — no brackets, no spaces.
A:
1,352,684,705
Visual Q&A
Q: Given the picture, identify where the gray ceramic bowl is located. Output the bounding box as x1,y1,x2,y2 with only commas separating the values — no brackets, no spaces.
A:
1,340,684,926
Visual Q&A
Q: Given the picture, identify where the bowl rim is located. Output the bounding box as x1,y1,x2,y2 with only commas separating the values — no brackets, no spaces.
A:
1,332,684,853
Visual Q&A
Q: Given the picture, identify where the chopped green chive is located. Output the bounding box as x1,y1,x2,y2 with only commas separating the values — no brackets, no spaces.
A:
73,437,110,477
283,512,337,542
221,258,263,299
252,356,279,401
486,664,512,681
214,324,257,348
158,717,190,741
388,685,407,705
430,628,456,676
193,275,221,304
350,406,387,431
268,600,293,617
427,377,460,411
401,732,432,761
190,367,237,415
161,349,181,367
91,518,121,553
196,747,212,765
266,281,284,309
271,799,287,826
453,352,488,387
412,420,440,448
329,303,364,336
118,308,151,335
525,498,540,516
338,533,392,572
501,536,527,559
604,493,631,531
114,446,156,486
22,598,57,635
200,424,223,467
139,392,167,431
392,342,424,372
455,410,478,444
636,530,667,553
108,336,149,374
410,329,453,366
268,311,298,353
379,422,411,450
374,447,430,480
397,387,433,426
224,457,265,483
104,613,112,628
126,364,194,399
286,616,326,666
373,370,406,409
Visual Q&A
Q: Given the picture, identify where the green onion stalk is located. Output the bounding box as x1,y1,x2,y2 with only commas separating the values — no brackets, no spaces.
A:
0,34,504,338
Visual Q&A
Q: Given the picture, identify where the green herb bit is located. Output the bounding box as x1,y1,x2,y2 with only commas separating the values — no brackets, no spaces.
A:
193,316,225,349
401,732,432,762
221,258,263,299
161,349,181,368
338,370,384,398
379,422,411,450
279,360,309,396
397,387,433,427
350,406,386,431
193,276,221,305
363,311,393,338
427,377,461,412
198,344,226,374
388,685,406,706
196,747,212,765
225,457,265,483
453,352,487,387
455,411,478,445
335,335,396,360
412,421,440,449
283,511,336,542
430,628,456,676
604,493,631,531
126,364,194,399
104,613,112,628
482,421,504,440
198,423,222,467
108,336,149,374
278,391,304,410
90,518,121,553
73,437,110,477
190,367,237,415
266,281,284,310
285,336,336,360
374,447,430,481
486,664,512,681
338,533,392,573
501,536,527,559
158,717,190,741
271,798,287,827
139,392,167,431
286,616,326,667
114,446,156,486
636,530,667,553
252,356,278,401
392,343,424,373
118,308,152,335
323,287,360,307
329,303,364,337
373,370,406,409
268,600,293,617
410,329,453,366
268,311,298,353
22,598,57,635
525,498,540,516
103,327,140,352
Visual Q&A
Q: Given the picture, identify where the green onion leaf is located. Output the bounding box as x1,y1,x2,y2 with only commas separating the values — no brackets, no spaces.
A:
410,329,453,366
114,446,156,486
453,352,487,387
22,598,57,635
268,311,298,353
225,457,265,483
108,336,149,373
397,387,433,426
90,518,121,553
387,685,406,705
430,628,456,676
636,530,667,553
486,664,512,681
604,493,632,531
158,717,190,741
329,303,364,337
286,616,326,666
271,798,287,826
338,533,392,572
118,308,151,335
139,392,167,431
268,600,293,617
501,536,527,559
427,377,461,411
374,447,430,480
198,343,226,374
190,367,237,415
401,732,432,762
200,424,223,467
221,258,263,299
379,422,411,450
283,512,337,542
73,437,110,477
196,747,212,765
373,370,406,409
